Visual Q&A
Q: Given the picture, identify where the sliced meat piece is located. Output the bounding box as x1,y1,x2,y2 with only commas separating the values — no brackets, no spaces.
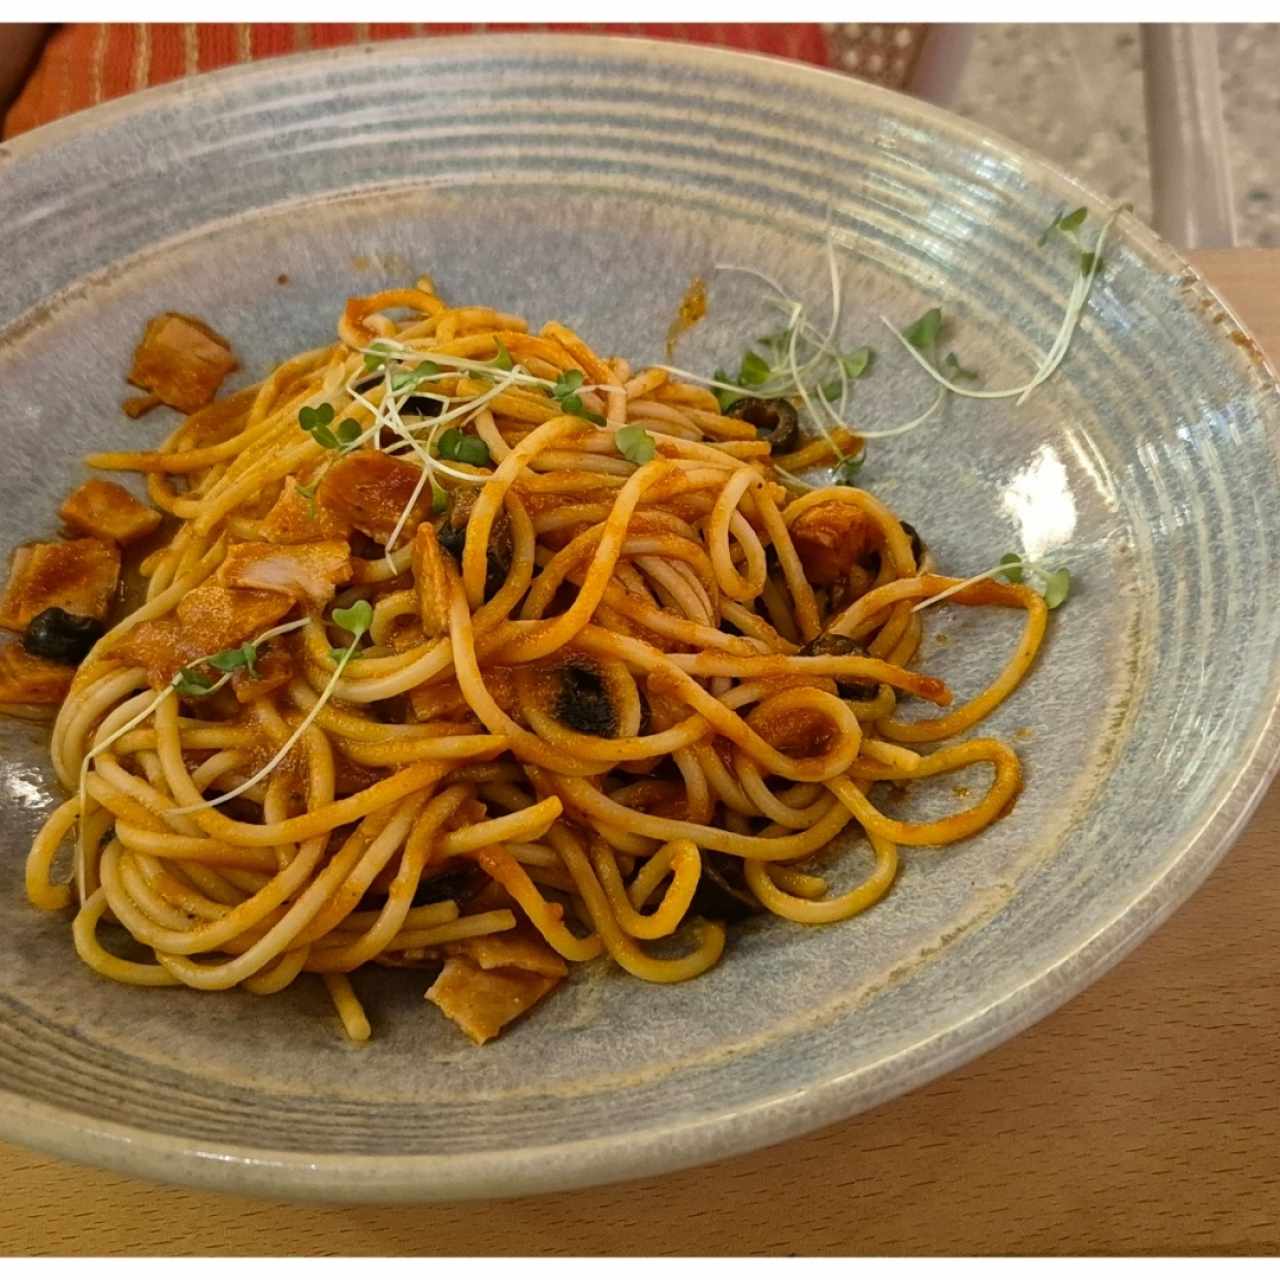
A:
175,581,294,656
59,479,163,546
319,452,430,544
127,312,238,414
425,955,560,1046
0,538,121,632
446,926,568,979
218,540,352,608
789,502,876,587
0,643,75,705
231,645,294,704
410,522,451,638
388,616,426,654
109,619,185,687
259,477,351,545
406,677,469,723
409,665,518,724
113,579,295,688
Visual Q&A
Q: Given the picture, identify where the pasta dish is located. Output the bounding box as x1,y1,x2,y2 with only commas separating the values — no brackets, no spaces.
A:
10,271,1052,1045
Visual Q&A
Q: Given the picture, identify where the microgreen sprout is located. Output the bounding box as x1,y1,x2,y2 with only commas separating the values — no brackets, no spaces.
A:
615,425,656,465
297,402,365,513
435,427,491,467
388,360,442,394
996,553,1071,608
656,235,993,475
912,552,1073,613
363,342,395,373
551,369,606,426
166,601,374,816
834,454,865,485
882,202,1127,408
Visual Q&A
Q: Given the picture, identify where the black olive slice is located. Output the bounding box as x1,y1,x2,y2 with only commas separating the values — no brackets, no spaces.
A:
22,607,105,666
555,663,617,738
400,394,444,418
797,631,880,701
899,520,926,564
726,396,800,453
690,854,762,924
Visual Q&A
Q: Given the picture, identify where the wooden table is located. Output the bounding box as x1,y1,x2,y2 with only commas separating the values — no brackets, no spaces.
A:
4,249,1279,1257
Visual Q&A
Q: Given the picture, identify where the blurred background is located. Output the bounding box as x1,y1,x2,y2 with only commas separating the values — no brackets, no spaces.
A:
951,23,1277,248
3,22,1276,247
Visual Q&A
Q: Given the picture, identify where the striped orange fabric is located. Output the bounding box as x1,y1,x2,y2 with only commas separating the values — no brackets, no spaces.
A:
5,23,849,138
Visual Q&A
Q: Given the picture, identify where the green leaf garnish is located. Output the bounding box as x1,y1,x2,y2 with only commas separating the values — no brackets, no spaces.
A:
559,393,606,425
1038,209,1064,246
550,369,605,424
738,351,771,387
819,379,842,402
841,347,873,380
1058,207,1088,234
436,428,491,467
615,425,656,465
997,552,1025,583
552,369,585,399
834,454,865,485
206,643,260,679
712,368,743,413
172,668,215,698
363,342,394,373
301,403,361,455
1079,251,1103,278
331,599,373,642
389,360,442,394
943,352,980,382
431,482,448,516
298,403,335,433
329,646,351,663
904,308,943,352
1043,567,1071,609
1040,206,1089,245
492,339,513,371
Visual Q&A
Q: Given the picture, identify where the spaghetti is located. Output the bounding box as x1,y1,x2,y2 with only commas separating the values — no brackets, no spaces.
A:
21,278,1046,1045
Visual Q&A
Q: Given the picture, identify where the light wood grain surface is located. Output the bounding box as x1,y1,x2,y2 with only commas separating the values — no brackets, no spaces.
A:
3,249,1278,1258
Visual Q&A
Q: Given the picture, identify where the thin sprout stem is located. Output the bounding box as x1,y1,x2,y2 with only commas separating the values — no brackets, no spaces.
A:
856,384,946,440
880,204,1124,403
773,465,819,491
73,615,311,896
912,563,1016,613
166,629,364,817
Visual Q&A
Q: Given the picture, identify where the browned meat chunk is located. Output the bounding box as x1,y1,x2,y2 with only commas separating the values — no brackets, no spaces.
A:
0,539,120,631
789,502,876,587
411,522,451,638
425,955,560,1046
59,479,163,545
231,645,294,704
259,478,351,544
217,540,352,608
112,581,293,686
0,643,75,705
319,452,430,544
446,927,568,979
127,312,238,414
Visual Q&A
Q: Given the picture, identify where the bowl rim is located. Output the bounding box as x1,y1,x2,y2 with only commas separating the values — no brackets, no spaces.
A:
3,32,1279,1203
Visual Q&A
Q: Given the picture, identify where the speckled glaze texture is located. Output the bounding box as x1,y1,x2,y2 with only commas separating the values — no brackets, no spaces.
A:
0,37,1278,1202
